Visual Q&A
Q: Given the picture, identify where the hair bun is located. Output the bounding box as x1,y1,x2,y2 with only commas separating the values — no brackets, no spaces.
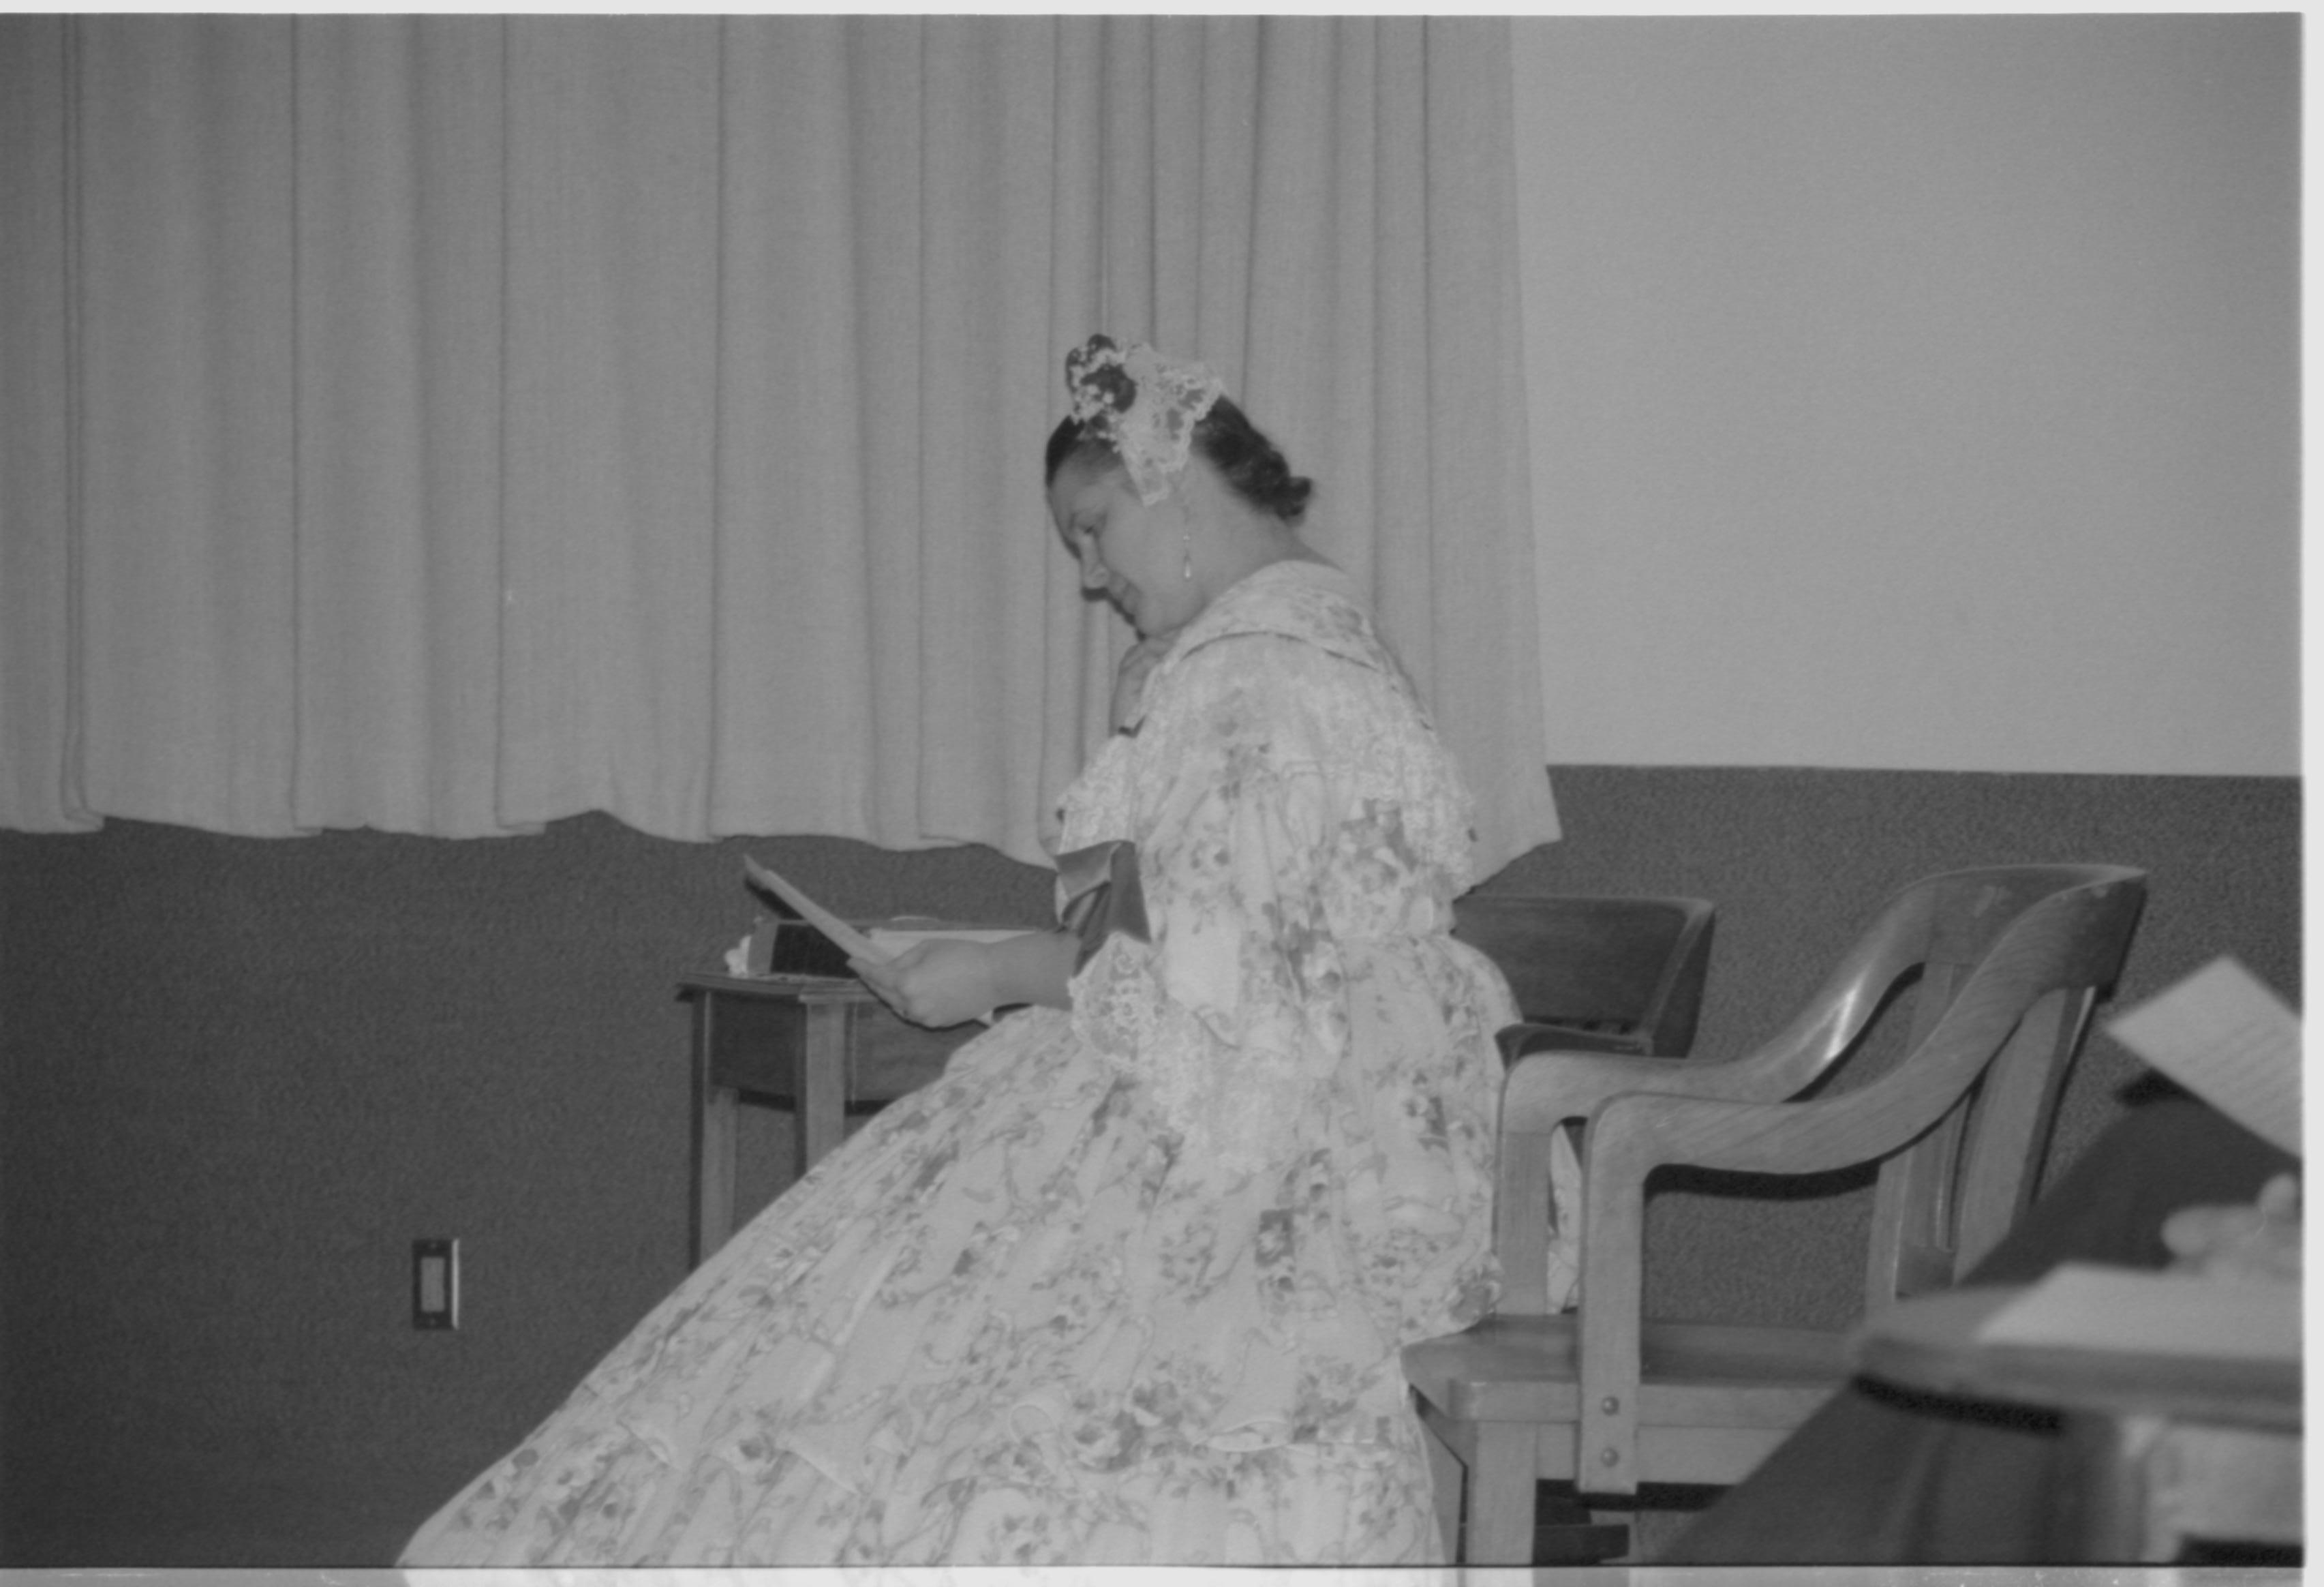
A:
1193,398,1311,526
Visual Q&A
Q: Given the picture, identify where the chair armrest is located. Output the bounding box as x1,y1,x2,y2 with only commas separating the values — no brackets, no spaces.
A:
1502,934,1919,1136
1568,1076,1971,1491
1498,1021,1649,1062
1585,1069,1972,1188
1563,1085,1825,1494
1500,1045,1803,1136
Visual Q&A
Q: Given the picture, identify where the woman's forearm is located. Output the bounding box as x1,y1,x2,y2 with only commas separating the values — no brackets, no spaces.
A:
986,928,1080,1011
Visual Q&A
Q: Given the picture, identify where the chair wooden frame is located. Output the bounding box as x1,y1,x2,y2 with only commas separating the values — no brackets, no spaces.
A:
1406,864,2150,1563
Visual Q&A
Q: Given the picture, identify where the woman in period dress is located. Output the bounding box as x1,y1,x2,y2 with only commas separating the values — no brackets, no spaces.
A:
398,336,1520,1566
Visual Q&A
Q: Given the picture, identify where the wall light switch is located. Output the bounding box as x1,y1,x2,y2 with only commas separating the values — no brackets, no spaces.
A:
413,1238,459,1330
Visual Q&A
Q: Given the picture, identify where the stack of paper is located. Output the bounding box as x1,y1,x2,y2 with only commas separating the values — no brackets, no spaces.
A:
866,924,1026,956
2105,956,2301,1156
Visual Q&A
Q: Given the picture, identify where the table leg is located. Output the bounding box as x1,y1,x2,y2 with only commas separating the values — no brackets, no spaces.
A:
690,993,738,1267
699,1085,739,1264
798,1000,849,1176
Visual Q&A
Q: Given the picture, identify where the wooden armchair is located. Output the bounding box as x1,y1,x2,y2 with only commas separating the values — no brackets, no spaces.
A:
1452,893,1717,1060
1406,864,2150,1563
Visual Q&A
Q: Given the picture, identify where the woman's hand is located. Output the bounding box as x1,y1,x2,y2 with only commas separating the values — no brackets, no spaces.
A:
849,940,998,1030
851,931,1079,1027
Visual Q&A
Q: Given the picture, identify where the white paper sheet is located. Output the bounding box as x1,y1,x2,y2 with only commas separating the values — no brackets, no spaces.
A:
2105,956,2302,1155
1975,1262,2300,1363
866,926,1026,956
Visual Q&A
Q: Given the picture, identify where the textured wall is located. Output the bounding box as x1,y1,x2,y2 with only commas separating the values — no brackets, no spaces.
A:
0,766,2297,1562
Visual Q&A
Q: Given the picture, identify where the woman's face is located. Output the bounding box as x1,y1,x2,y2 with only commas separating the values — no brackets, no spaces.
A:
1047,457,1202,639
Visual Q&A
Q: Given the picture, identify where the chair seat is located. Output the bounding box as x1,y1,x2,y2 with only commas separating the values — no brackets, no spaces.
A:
1406,1313,1851,1430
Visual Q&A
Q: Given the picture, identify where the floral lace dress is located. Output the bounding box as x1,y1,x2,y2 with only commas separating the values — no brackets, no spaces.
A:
398,560,1515,1567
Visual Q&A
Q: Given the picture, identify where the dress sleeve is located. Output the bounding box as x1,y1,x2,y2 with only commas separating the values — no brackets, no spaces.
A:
1069,635,1354,1177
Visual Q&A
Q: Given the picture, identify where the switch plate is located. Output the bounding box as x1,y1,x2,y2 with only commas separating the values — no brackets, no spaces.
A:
413,1238,459,1329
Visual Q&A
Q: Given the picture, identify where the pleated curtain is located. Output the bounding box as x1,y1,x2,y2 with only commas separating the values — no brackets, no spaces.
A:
0,15,1559,877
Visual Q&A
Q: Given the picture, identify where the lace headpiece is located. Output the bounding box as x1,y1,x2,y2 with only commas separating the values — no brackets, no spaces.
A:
1063,335,1226,505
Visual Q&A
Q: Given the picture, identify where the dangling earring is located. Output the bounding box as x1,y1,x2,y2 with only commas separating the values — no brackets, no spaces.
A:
1181,527,1195,581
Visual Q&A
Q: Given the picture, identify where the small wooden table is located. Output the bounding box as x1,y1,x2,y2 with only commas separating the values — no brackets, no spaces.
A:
1852,1284,2302,1562
675,972,977,1265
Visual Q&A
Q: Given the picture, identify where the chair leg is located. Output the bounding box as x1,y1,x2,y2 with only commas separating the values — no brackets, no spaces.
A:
1465,1423,1538,1565
1420,1417,1465,1561
1535,1485,1634,1565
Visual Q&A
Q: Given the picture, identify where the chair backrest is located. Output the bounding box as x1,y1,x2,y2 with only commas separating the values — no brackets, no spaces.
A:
1563,866,2144,1305
1491,866,2144,1316
1452,894,1717,1058
1684,864,2147,1304
1548,864,2147,1491
1856,865,2148,1305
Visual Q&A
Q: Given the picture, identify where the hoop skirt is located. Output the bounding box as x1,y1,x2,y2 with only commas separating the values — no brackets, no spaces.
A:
399,562,1514,1565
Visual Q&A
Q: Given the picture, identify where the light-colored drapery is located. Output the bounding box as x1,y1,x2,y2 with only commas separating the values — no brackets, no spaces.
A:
1,15,1558,877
